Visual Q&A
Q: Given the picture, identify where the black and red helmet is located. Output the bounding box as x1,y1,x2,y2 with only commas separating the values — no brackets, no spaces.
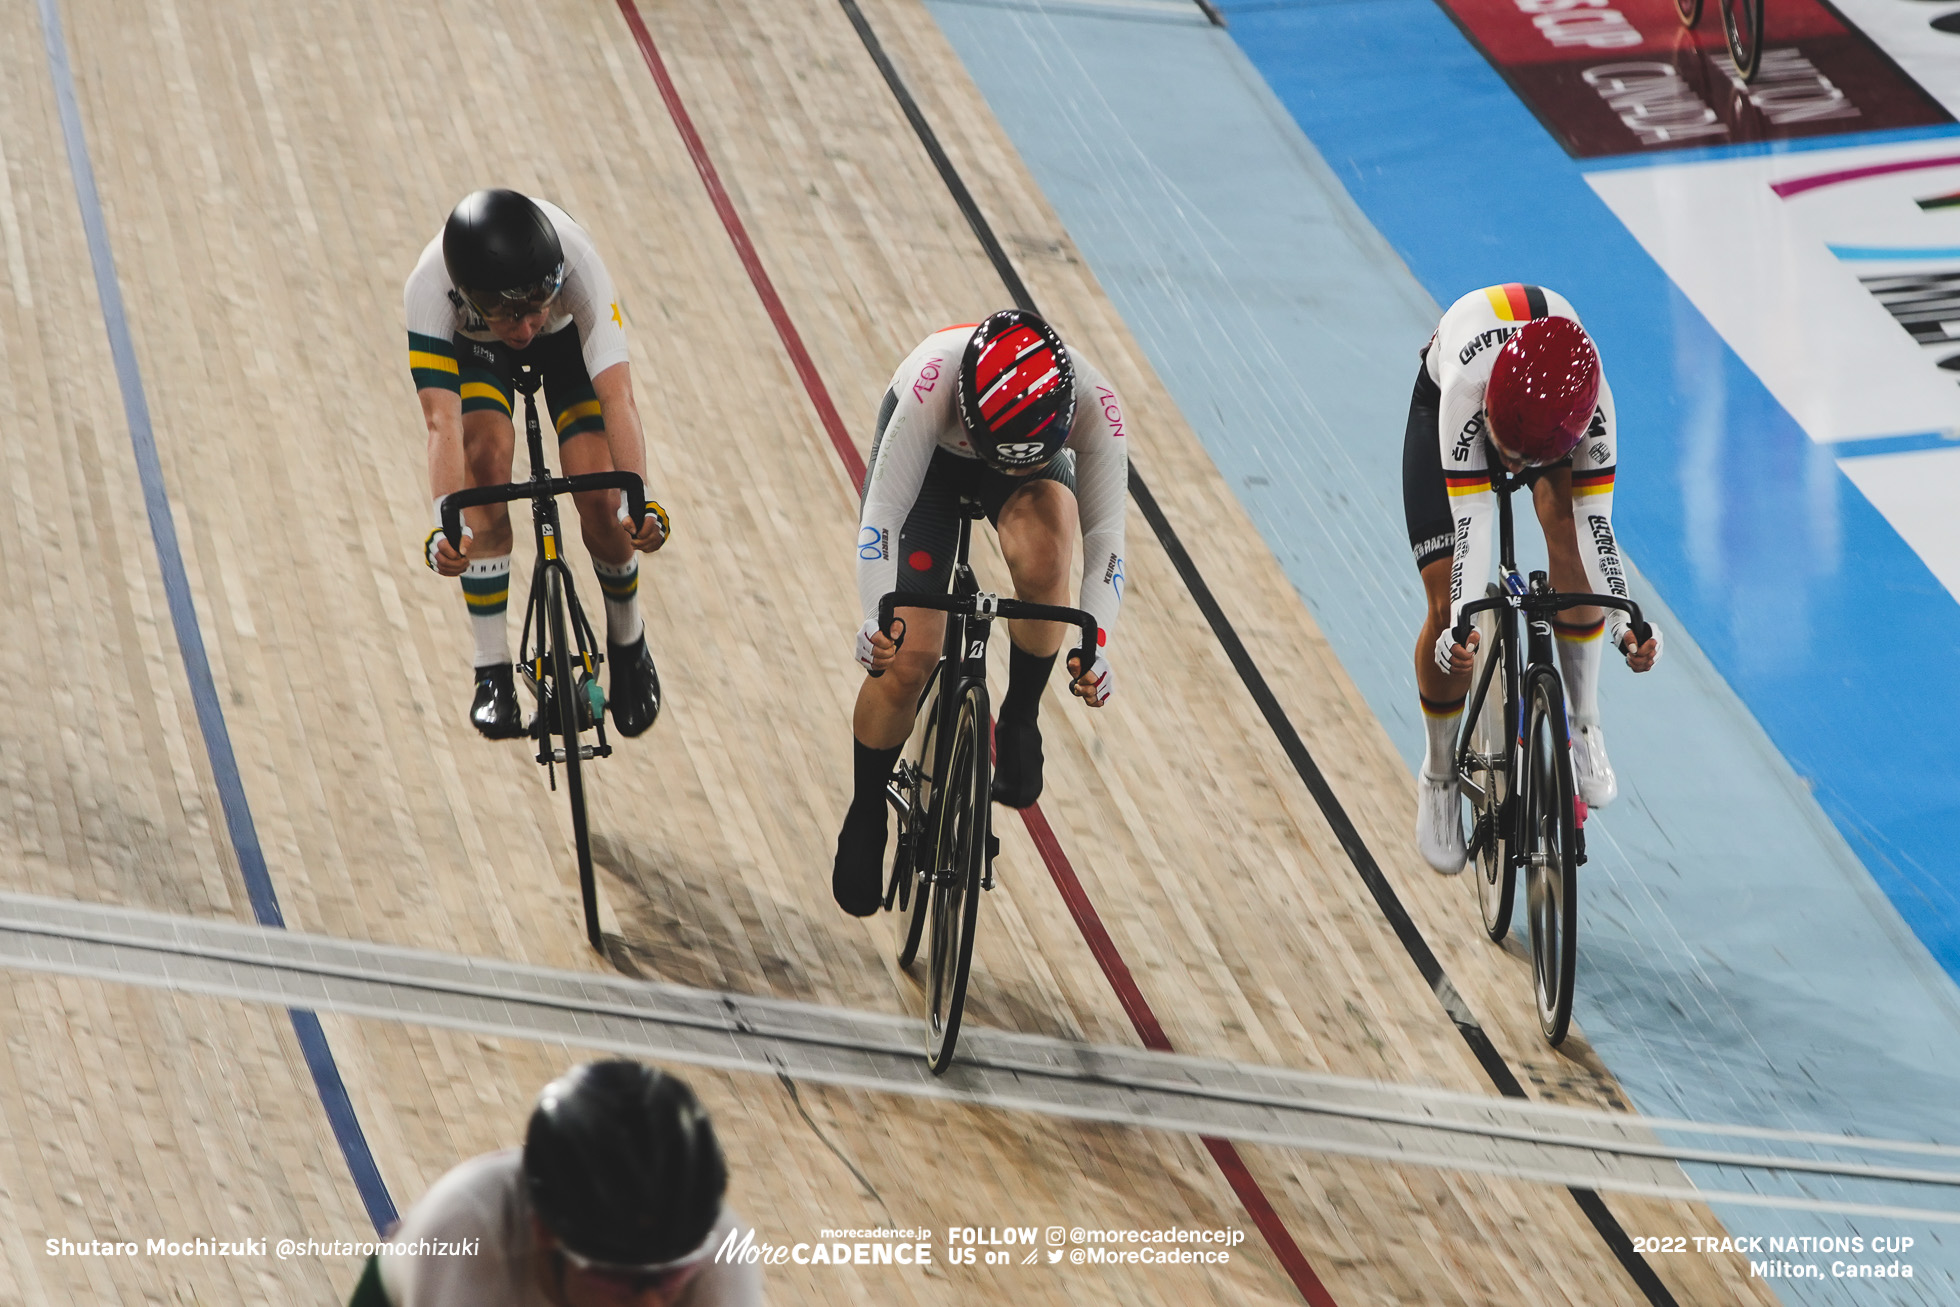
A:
956,310,1076,471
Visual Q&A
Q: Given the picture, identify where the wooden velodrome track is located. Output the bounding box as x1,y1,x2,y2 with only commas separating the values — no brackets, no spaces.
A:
0,0,1782,1302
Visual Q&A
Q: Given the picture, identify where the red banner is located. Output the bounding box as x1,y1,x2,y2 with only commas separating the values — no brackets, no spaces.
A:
1435,0,1951,155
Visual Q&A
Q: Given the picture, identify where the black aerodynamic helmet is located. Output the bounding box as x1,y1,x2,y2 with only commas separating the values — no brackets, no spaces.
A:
442,189,565,320
956,309,1076,471
523,1061,727,1268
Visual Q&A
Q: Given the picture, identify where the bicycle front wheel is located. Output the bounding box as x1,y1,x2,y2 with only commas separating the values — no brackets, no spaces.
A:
1675,0,1701,29
1721,0,1763,80
1466,596,1515,942
1522,669,1579,1046
547,565,600,951
925,679,989,1074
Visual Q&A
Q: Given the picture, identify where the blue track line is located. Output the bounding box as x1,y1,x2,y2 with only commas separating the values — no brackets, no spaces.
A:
35,0,396,1234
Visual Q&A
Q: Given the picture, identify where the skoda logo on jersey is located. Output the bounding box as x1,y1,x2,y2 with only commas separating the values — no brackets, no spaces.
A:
993,440,1049,465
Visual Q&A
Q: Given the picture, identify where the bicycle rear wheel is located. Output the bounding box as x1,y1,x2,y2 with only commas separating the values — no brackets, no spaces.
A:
1721,0,1763,80
1675,0,1701,29
925,679,989,1074
1466,597,1515,942
547,565,601,951
1522,669,1579,1045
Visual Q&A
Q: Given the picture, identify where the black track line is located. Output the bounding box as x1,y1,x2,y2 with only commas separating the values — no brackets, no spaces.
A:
834,2,1677,1302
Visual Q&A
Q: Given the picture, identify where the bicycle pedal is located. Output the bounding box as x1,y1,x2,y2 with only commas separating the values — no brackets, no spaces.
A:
986,833,1000,863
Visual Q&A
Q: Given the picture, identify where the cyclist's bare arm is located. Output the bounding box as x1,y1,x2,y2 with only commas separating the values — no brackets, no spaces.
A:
419,385,470,576
591,361,664,551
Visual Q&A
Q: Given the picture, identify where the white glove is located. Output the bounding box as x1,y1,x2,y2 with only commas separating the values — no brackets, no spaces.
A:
1071,650,1114,706
1616,620,1663,669
427,496,473,571
1433,626,1472,675
855,617,889,673
424,522,472,571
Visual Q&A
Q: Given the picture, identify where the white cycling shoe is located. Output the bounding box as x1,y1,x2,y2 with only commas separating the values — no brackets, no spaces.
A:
1571,723,1618,809
1416,774,1466,876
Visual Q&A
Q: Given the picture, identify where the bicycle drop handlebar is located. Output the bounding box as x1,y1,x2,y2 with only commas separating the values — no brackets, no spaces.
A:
440,472,650,550
870,591,1100,683
1451,591,1652,651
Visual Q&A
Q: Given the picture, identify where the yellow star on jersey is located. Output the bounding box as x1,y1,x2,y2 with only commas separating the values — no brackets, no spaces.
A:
610,301,623,328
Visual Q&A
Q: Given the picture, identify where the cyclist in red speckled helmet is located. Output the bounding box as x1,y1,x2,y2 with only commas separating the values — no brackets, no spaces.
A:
1404,285,1661,876
831,310,1130,917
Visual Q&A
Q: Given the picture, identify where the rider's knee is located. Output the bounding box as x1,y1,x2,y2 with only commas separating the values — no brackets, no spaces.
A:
888,639,939,695
570,490,618,534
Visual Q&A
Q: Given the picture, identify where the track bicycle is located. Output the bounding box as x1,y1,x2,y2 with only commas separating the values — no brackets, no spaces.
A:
1449,470,1649,1046
869,499,1098,1074
1675,0,1764,83
439,362,660,952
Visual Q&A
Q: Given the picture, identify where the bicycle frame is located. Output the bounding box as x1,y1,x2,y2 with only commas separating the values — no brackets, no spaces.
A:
1452,472,1651,860
435,361,654,949
875,511,1098,889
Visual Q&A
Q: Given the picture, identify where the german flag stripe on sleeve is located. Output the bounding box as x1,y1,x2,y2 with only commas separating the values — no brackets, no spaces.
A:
408,331,461,391
1482,283,1549,323
1445,473,1491,498
1572,467,1616,495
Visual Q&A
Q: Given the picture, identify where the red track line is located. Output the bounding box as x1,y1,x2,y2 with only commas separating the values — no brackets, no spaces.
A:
614,0,865,488
614,5,1333,1301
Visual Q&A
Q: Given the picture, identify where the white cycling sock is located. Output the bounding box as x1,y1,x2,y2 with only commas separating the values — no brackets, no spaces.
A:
462,555,512,669
591,555,644,647
1420,693,1464,782
1555,616,1604,727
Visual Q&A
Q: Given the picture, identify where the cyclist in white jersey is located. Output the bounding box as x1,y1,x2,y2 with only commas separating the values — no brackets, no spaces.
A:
1403,285,1661,874
406,190,667,741
831,311,1128,915
346,1061,760,1307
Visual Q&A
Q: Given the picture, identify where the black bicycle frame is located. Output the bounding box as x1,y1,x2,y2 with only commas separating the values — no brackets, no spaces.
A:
872,507,1101,884
436,363,651,773
1451,471,1651,840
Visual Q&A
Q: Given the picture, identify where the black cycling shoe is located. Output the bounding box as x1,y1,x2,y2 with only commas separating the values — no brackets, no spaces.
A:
832,801,889,917
608,635,662,738
990,715,1044,809
470,664,525,740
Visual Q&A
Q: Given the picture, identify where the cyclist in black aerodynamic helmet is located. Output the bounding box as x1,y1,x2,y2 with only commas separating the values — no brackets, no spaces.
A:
405,190,667,743
347,1060,758,1306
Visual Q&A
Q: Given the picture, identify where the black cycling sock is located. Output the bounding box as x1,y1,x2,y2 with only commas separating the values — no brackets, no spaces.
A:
853,738,904,810
999,643,1057,725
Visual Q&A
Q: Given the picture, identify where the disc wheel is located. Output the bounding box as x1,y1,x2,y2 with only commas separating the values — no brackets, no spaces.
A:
546,566,600,951
925,680,989,1074
1466,596,1516,942
1522,670,1580,1046
1721,0,1763,81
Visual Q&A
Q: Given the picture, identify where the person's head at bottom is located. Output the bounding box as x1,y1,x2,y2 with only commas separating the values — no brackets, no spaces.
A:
524,1060,727,1306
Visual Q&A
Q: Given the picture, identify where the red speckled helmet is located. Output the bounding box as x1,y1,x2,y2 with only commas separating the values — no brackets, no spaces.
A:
956,309,1076,471
1484,317,1599,465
